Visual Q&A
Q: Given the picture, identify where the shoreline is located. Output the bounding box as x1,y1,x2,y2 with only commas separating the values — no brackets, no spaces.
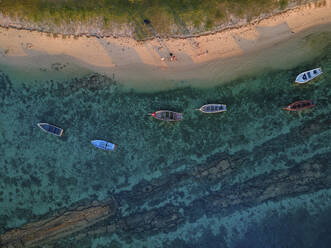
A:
0,0,330,91
0,1,313,40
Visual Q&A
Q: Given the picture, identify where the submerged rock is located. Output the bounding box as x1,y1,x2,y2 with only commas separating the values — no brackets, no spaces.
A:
0,155,330,247
0,200,116,248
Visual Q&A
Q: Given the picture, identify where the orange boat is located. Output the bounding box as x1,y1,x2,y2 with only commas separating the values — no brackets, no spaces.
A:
284,100,315,111
151,110,183,122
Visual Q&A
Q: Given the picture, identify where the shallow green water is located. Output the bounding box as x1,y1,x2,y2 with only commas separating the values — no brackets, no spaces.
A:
0,31,331,247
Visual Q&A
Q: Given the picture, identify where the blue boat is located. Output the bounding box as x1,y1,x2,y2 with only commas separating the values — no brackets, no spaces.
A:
91,140,116,151
37,123,63,136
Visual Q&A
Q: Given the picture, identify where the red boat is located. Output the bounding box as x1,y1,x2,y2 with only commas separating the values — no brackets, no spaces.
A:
284,100,315,111
151,110,183,121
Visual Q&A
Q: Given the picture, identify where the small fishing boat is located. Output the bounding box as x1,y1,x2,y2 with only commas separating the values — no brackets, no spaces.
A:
37,123,63,136
284,100,315,111
197,104,227,113
295,68,322,84
151,110,183,122
91,140,116,151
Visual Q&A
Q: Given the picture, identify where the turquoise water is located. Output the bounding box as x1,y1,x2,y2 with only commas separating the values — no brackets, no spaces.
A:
0,31,331,247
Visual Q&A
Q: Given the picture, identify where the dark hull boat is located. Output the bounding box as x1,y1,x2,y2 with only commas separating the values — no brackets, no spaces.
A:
37,123,63,136
151,110,183,122
197,104,227,113
284,100,315,111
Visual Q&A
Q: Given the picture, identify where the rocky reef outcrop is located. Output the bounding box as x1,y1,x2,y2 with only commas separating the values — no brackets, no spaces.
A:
1,155,329,247
0,200,116,248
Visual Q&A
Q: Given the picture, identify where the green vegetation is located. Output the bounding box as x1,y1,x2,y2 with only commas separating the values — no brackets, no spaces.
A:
0,0,292,38
279,0,289,9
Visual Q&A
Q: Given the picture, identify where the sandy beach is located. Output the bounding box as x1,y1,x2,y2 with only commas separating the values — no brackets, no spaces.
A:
0,0,330,90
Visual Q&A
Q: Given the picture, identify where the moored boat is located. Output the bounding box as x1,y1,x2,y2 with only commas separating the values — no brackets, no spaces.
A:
151,110,183,122
37,123,63,136
197,104,227,113
295,68,322,84
284,100,315,111
91,140,116,151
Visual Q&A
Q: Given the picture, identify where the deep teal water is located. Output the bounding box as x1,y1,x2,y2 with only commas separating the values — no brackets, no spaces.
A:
0,31,331,248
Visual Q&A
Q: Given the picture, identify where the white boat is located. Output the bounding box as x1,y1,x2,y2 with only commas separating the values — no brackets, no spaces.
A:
295,68,322,84
197,104,227,113
91,140,116,151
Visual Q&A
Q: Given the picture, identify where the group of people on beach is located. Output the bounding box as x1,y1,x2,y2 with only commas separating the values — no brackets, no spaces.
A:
161,52,177,62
